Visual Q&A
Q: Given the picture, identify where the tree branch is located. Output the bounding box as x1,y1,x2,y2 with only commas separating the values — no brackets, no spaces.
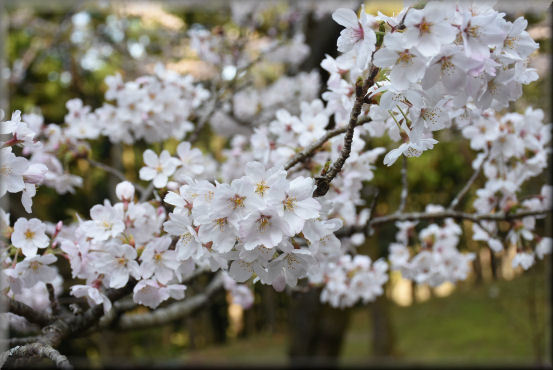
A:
342,208,551,236
284,116,372,171
46,283,61,316
86,158,146,195
7,299,53,327
0,343,72,369
397,156,408,213
117,273,224,330
448,157,486,210
312,66,379,197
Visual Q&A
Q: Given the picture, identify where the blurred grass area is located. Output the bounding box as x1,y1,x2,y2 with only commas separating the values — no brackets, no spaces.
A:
173,265,549,366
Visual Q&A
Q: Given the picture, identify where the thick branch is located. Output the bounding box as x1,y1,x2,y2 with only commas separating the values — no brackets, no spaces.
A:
38,281,135,348
0,343,72,369
7,299,53,327
117,273,224,330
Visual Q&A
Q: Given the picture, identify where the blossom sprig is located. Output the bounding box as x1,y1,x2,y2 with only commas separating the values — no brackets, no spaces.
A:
388,206,475,287
323,2,539,167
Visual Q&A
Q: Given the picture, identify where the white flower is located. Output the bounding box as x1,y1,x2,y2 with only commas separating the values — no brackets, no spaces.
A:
173,142,205,182
198,216,238,253
269,242,314,287
139,149,178,188
210,178,263,225
94,242,140,289
70,285,112,313
402,2,457,57
389,243,410,268
458,9,506,61
83,201,125,241
132,279,186,309
373,33,427,90
140,236,180,284
239,208,288,250
332,6,377,69
11,218,49,257
512,252,534,270
15,254,58,288
0,147,29,197
278,176,320,235
383,127,438,166
535,238,552,260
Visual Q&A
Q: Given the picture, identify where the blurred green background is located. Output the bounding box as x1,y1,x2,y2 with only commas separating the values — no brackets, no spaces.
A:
2,0,551,367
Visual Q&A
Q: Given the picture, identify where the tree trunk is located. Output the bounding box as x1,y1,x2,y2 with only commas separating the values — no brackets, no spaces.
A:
370,295,395,358
288,288,350,366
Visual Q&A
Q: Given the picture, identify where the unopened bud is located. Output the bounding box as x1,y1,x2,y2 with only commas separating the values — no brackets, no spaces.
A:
116,181,135,201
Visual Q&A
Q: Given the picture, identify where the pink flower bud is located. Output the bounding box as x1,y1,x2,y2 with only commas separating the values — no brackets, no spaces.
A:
23,163,48,184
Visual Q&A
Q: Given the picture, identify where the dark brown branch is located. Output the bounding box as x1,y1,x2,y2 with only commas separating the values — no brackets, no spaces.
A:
38,281,135,347
312,65,379,197
46,283,61,316
117,273,224,330
284,116,372,171
7,299,53,327
0,343,72,369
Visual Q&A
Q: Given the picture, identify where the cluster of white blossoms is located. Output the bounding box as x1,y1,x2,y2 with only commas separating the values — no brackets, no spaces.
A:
66,64,210,144
389,207,475,287
0,109,86,213
161,161,343,291
210,71,321,138
320,254,388,308
1,1,550,317
460,106,552,268
323,2,539,166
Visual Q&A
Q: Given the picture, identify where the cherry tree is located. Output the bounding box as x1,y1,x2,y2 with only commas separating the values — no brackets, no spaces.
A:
0,1,551,367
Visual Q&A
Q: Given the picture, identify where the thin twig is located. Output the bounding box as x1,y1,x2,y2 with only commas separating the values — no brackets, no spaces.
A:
138,182,155,203
46,283,61,316
448,157,486,210
397,156,408,213
86,158,146,195
342,208,551,236
284,116,372,171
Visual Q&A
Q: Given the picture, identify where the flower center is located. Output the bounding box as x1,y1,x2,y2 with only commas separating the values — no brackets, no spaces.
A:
24,229,35,240
230,194,246,209
417,19,432,34
255,181,270,197
397,50,414,65
215,217,227,231
467,25,480,38
257,214,271,232
283,196,297,211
